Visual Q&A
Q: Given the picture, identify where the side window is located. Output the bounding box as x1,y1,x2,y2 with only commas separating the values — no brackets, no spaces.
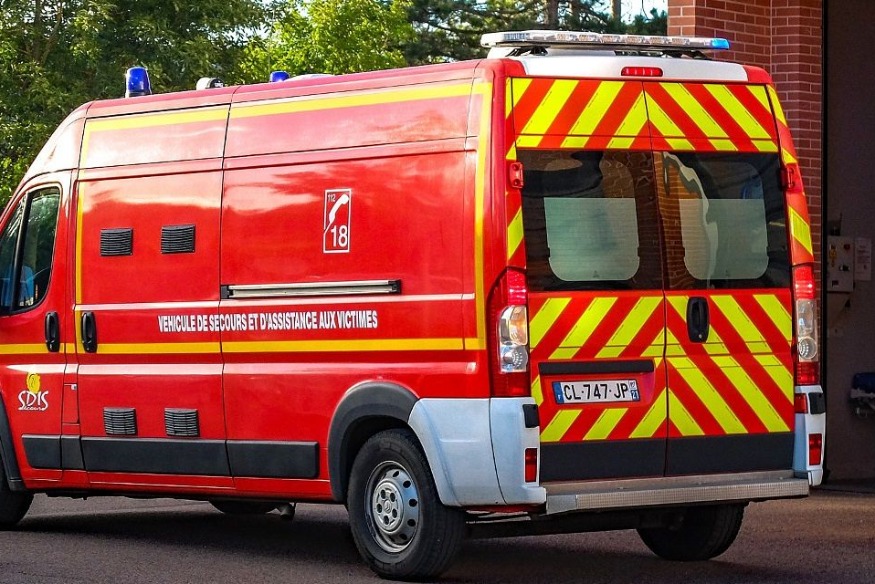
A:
519,150,662,291
656,152,790,289
0,188,61,312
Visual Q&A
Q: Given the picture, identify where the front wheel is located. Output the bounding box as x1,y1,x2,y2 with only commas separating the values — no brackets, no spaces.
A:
347,429,465,581
638,504,745,561
0,456,32,529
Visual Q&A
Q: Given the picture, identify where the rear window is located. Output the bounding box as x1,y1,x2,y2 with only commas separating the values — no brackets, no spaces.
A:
519,150,790,292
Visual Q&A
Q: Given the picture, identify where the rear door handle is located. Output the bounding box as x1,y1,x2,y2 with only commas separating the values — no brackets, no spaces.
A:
81,311,97,353
686,297,710,343
45,311,60,352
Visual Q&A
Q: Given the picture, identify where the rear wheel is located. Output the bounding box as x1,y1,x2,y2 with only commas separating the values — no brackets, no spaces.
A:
0,456,32,529
210,500,278,515
347,429,465,581
638,504,745,561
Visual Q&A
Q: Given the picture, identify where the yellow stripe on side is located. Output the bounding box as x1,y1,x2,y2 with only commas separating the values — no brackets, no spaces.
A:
711,355,790,432
789,206,814,257
704,85,771,140
754,294,792,340
97,342,221,355
568,81,624,136
0,344,50,355
631,388,668,438
551,297,617,361
584,408,627,441
75,183,85,305
661,83,729,138
470,82,493,350
224,338,465,353
507,208,524,261
671,357,746,434
520,80,578,136
529,298,571,350
541,410,580,442
668,390,705,436
86,107,229,133
231,84,473,119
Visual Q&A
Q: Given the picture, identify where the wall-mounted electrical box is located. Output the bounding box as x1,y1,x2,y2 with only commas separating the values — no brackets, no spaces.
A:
827,236,855,293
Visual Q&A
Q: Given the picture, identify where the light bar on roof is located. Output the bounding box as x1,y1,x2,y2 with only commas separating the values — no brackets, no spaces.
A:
480,30,730,51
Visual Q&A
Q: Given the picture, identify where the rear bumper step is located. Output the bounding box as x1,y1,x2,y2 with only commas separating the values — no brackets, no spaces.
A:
544,470,808,515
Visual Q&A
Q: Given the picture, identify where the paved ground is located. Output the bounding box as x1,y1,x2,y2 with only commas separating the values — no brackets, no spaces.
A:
0,489,873,583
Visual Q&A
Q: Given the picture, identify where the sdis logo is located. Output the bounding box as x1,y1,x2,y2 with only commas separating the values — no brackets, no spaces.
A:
18,373,49,412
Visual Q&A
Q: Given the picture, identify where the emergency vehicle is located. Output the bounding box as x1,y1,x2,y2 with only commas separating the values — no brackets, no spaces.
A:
0,30,825,580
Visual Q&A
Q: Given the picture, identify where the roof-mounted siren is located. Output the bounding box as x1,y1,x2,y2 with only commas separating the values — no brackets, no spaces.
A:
480,30,730,57
125,66,152,98
269,70,290,83
196,77,225,90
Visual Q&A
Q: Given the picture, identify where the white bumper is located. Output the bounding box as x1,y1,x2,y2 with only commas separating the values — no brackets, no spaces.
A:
408,398,546,507
793,384,826,486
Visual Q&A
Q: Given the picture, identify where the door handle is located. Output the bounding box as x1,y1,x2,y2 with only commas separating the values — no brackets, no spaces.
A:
81,311,97,353
44,311,60,352
686,297,710,343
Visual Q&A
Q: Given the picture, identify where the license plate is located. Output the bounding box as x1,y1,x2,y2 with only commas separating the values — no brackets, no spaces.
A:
552,379,640,404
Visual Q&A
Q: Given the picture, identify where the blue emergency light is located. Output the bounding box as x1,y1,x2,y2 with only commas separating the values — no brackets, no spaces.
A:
125,67,152,98
269,70,290,83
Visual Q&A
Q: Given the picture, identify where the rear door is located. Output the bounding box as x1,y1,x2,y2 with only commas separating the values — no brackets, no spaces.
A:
509,78,669,481
643,82,795,475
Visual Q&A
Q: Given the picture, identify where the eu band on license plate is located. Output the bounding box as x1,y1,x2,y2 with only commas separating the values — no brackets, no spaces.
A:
552,379,640,405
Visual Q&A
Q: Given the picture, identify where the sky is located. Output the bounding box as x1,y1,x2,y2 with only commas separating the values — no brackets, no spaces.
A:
623,0,669,20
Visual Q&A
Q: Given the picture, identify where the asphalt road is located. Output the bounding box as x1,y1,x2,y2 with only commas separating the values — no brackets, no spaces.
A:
1,490,873,584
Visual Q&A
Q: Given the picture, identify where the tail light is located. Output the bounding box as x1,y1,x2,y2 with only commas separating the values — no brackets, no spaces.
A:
488,269,531,397
794,393,809,414
793,264,819,385
524,448,538,483
809,433,823,466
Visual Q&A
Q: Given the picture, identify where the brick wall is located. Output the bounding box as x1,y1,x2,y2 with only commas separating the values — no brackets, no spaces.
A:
668,0,823,278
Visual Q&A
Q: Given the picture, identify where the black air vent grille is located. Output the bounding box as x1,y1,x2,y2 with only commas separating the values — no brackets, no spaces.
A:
100,228,133,256
161,225,196,254
165,409,200,437
104,408,137,436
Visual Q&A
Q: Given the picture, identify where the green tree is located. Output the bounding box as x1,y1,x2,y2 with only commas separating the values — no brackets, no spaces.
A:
0,0,265,204
238,0,414,82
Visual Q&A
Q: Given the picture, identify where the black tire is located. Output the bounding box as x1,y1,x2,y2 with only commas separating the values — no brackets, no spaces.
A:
0,455,32,529
210,500,278,515
347,429,466,581
638,504,745,561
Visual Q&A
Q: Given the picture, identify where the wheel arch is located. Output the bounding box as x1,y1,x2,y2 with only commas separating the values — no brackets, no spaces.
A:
328,382,418,502
0,392,25,491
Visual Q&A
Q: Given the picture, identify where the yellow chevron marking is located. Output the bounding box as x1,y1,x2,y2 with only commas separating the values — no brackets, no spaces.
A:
511,78,534,110
568,81,624,135
789,206,814,256
550,297,617,361
532,375,544,406
520,80,578,136
703,329,730,356
711,296,770,354
671,357,746,434
560,136,590,149
767,86,788,125
646,97,685,137
642,329,666,357
529,298,571,349
516,135,542,148
668,390,704,436
615,92,648,136
631,388,668,438
711,355,790,432
782,148,798,165
666,138,695,150
754,355,794,402
708,138,739,152
661,83,729,138
748,86,773,117
607,137,636,149
597,297,661,359
507,208,524,260
705,85,771,140
584,408,628,441
665,329,686,356
754,294,792,340
754,139,779,153
541,409,581,442
506,143,517,161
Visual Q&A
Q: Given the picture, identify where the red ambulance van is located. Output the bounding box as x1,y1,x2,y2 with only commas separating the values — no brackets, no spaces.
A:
0,31,824,580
